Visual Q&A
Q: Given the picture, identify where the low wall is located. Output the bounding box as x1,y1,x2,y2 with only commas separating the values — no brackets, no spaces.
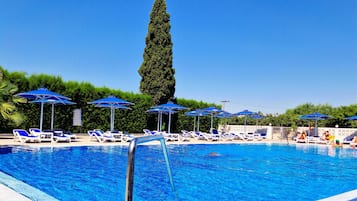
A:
219,125,357,141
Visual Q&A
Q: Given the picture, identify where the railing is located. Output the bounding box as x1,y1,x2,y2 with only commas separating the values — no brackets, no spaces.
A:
125,134,177,201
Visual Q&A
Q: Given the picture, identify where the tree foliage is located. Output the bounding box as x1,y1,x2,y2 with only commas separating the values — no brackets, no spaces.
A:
0,67,219,133
1,66,356,133
0,67,26,126
138,0,175,105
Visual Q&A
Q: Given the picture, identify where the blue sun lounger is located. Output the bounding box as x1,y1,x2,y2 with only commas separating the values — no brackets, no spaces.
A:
13,129,41,143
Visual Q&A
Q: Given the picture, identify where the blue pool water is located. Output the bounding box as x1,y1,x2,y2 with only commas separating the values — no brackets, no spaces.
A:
0,143,356,201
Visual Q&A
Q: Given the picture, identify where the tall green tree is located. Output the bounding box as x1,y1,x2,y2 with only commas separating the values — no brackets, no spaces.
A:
138,0,175,105
0,68,26,126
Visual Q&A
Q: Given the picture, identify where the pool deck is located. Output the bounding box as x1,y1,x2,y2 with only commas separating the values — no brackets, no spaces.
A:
0,184,31,201
1,133,357,201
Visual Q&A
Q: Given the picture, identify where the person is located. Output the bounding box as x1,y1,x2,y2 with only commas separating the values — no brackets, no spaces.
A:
298,131,307,140
324,131,330,140
208,152,221,157
332,139,343,148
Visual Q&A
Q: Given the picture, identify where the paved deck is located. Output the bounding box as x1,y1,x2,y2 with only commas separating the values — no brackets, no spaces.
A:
0,184,31,201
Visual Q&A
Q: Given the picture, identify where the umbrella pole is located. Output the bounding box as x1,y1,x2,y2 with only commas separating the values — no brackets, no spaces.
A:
244,117,247,133
210,114,213,131
168,111,172,134
110,107,114,131
315,119,318,137
157,113,160,131
197,116,200,132
40,102,44,131
193,116,196,132
51,103,54,130
160,112,163,132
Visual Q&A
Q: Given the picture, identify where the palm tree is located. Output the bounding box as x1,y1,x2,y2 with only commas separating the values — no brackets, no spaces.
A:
0,69,26,125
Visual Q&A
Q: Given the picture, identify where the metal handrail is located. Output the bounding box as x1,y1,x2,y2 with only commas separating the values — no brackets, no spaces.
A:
125,134,177,201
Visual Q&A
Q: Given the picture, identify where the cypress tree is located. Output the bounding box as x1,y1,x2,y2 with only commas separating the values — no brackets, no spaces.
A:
138,0,175,105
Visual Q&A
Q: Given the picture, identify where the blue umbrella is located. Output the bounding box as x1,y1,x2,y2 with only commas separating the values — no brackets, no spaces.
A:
147,108,176,132
154,101,187,134
345,115,357,121
185,110,210,132
30,99,76,130
300,112,332,136
16,87,71,131
88,95,133,131
201,106,222,131
215,111,233,119
234,109,257,132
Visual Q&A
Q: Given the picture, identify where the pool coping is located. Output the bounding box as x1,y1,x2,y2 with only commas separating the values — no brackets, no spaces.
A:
317,189,357,201
0,171,58,201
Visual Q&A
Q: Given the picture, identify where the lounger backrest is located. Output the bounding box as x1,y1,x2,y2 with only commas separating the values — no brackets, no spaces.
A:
29,128,41,135
14,129,30,137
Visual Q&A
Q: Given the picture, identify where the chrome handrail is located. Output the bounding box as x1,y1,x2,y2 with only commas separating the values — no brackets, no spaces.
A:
125,134,177,201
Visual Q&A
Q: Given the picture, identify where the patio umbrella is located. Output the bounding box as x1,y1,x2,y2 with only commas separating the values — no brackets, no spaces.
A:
201,106,222,131
185,110,210,132
300,112,332,136
345,115,357,121
15,87,71,131
88,95,133,131
154,101,187,134
234,109,257,132
30,99,76,130
146,108,176,132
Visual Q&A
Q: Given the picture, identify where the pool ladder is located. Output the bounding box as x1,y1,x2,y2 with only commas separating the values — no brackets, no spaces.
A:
125,134,177,201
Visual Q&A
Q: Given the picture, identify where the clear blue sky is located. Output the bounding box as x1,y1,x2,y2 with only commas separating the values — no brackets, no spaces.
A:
0,0,356,114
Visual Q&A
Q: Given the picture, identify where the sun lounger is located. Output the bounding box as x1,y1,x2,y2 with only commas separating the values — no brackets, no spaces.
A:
244,132,254,141
88,130,116,143
143,129,161,136
122,132,135,142
180,130,191,142
253,133,263,141
52,131,71,143
227,132,244,141
29,128,53,142
189,131,207,140
53,129,77,140
13,129,41,143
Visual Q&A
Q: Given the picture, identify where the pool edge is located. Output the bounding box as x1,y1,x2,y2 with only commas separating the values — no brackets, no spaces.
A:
0,171,58,201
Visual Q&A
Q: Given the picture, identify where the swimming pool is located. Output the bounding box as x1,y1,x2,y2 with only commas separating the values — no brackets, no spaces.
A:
0,143,356,201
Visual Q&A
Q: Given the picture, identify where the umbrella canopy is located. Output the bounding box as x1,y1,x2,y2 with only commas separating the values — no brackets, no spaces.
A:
16,87,71,131
185,110,210,132
234,109,257,132
201,106,222,131
345,115,357,121
88,95,133,131
30,99,76,130
154,101,187,134
300,112,332,136
147,108,176,132
215,111,233,119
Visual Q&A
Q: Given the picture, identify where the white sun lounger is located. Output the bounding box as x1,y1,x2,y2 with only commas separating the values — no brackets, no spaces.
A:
13,129,41,143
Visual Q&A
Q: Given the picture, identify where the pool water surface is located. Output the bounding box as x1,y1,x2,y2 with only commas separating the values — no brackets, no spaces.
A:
0,143,356,201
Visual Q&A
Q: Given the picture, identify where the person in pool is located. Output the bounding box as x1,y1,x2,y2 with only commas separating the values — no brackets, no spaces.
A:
208,152,221,157
332,139,343,148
